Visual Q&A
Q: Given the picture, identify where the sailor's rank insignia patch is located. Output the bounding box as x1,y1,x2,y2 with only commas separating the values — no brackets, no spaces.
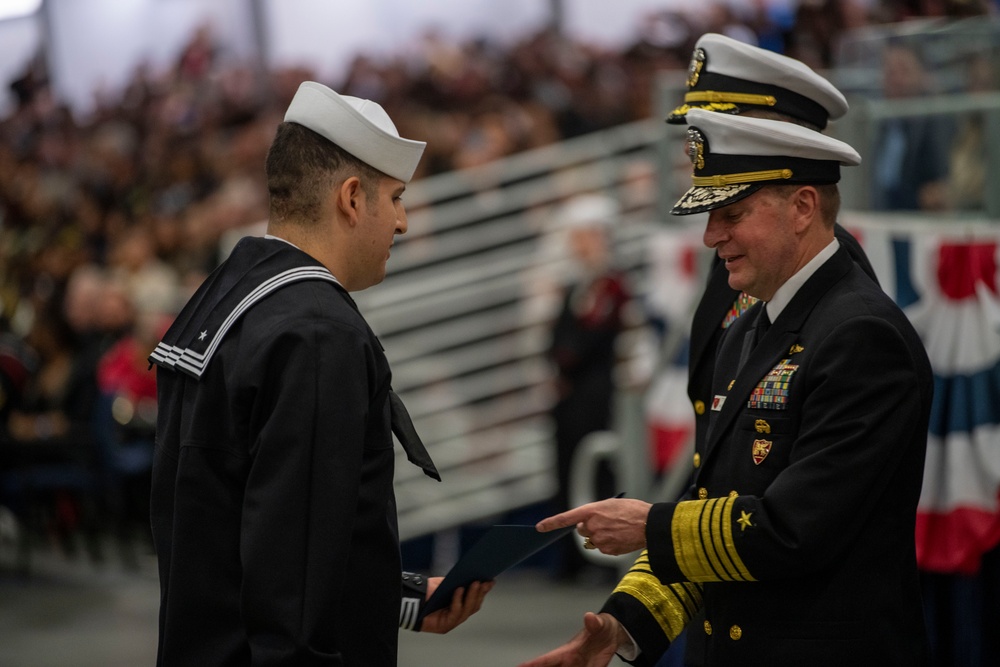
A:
752,439,772,465
748,358,798,410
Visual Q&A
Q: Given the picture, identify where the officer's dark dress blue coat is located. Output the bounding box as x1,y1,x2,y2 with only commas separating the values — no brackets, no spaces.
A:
686,224,879,457
603,243,932,666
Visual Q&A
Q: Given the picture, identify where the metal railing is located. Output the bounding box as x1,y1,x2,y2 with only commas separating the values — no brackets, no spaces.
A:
354,118,665,540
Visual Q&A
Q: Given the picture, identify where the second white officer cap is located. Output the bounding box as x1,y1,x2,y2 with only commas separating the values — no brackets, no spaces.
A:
668,33,848,129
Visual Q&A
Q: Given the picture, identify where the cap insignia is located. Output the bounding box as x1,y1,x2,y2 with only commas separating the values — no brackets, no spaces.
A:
686,127,706,170
687,48,706,89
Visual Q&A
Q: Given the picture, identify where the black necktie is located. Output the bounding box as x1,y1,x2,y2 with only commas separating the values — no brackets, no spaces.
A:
755,307,771,345
336,285,441,481
389,389,441,481
737,305,770,373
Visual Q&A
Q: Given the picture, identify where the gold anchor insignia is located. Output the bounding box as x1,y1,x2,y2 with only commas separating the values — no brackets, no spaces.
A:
789,344,804,354
754,419,770,434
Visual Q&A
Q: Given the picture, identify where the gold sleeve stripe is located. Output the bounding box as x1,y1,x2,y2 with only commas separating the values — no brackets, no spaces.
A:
673,500,715,580
711,498,743,581
673,498,756,582
615,551,704,641
618,553,703,619
701,499,731,579
718,498,754,582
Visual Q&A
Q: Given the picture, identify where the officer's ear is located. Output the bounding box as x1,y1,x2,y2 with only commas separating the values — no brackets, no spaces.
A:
790,186,819,234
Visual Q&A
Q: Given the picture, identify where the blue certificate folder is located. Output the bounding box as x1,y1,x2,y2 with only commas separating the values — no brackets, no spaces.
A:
419,524,575,618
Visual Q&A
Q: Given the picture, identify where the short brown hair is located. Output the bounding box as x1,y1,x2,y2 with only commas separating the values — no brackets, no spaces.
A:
768,183,840,228
265,122,383,225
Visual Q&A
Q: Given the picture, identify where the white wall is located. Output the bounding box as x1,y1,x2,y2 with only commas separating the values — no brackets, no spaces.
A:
260,0,550,82
44,0,256,117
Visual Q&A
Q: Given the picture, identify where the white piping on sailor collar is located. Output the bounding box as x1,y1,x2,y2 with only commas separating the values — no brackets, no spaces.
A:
263,234,345,288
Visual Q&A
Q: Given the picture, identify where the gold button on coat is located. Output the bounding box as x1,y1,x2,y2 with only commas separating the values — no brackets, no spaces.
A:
703,620,712,635
694,400,705,415
693,452,701,468
728,490,738,498
698,487,708,500
729,625,742,640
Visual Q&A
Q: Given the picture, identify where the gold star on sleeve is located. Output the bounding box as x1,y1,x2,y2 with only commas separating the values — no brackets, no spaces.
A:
672,498,755,582
737,510,753,532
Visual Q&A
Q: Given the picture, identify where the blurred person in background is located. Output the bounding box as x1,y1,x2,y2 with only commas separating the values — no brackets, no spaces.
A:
106,224,183,317
947,51,997,212
547,193,632,584
0,313,39,479
784,0,871,69
871,40,954,212
147,82,491,667
94,301,168,564
1,298,103,557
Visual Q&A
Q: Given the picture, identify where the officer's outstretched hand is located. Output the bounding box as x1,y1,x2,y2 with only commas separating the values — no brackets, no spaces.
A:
517,612,623,667
420,578,494,634
537,498,651,556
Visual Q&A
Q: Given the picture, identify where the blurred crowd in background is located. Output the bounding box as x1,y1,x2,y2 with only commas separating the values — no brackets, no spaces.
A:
1,0,999,560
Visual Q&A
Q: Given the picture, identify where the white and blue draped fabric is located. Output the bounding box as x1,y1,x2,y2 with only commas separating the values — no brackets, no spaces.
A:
856,222,1000,667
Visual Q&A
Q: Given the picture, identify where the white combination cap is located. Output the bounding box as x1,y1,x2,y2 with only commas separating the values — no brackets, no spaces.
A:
558,193,620,230
672,108,861,215
668,33,848,129
284,81,426,183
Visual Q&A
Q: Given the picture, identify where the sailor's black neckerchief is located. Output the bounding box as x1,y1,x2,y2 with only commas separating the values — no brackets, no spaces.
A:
149,236,440,481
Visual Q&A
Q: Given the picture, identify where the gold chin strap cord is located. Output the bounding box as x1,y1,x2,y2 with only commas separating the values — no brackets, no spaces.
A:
685,90,778,107
692,169,794,187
